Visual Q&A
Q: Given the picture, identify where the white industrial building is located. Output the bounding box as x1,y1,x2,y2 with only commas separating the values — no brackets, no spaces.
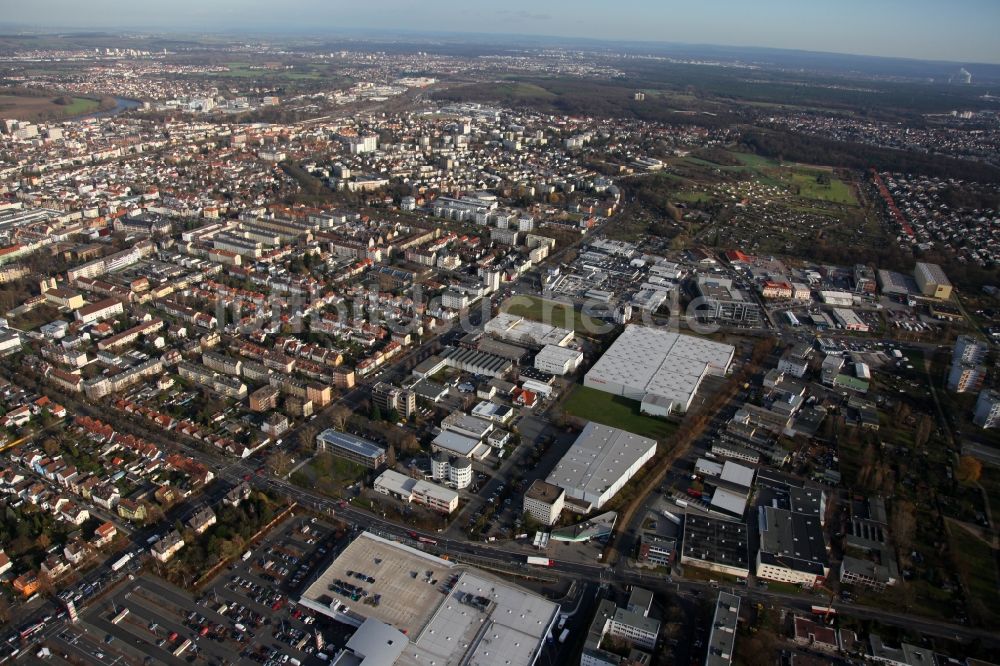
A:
546,422,656,510
484,312,574,348
534,344,584,375
584,325,734,414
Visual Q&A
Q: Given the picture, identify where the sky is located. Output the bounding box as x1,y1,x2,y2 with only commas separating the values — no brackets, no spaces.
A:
6,0,1000,65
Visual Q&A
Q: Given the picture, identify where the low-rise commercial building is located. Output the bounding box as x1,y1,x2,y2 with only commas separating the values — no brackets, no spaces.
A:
755,506,829,587
680,514,750,578
534,344,584,375
373,470,460,514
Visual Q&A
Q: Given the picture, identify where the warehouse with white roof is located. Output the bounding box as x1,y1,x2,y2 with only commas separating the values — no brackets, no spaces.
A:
545,421,657,510
584,325,735,414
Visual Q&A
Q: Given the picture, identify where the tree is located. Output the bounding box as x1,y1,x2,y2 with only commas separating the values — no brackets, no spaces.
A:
42,438,60,456
386,445,397,468
267,450,293,478
955,455,982,485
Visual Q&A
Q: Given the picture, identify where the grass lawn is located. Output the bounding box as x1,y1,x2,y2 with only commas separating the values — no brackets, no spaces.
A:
785,169,857,205
290,452,366,497
563,385,678,441
948,525,1000,625
502,295,609,335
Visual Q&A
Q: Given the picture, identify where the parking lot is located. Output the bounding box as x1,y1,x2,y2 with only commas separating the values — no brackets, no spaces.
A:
44,513,355,665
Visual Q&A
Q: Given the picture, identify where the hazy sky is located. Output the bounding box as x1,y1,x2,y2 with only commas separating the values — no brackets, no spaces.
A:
7,0,1000,64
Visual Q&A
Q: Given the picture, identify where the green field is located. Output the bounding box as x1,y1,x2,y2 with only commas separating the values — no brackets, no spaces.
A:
487,82,557,100
784,169,856,204
684,150,858,206
219,62,325,80
0,94,99,120
563,385,678,440
502,295,608,335
949,525,1000,625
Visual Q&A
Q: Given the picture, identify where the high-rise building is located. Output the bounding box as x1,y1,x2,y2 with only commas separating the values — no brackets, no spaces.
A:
371,382,416,419
973,389,1000,429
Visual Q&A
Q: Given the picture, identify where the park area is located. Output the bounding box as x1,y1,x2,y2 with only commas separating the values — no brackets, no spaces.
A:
502,295,608,334
562,384,678,441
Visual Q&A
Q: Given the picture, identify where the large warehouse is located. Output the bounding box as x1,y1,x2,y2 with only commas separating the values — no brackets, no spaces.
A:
545,422,657,510
584,325,735,414
300,532,560,666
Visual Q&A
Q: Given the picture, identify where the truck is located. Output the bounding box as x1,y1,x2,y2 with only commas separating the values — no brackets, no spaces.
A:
527,556,554,567
674,499,689,509
242,550,252,562
111,553,133,572
172,638,192,657
558,629,570,644
661,510,682,526
111,608,129,625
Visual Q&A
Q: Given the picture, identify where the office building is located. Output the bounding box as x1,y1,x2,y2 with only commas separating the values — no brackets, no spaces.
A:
523,479,565,526
316,429,386,469
371,382,417,419
431,451,473,489
693,276,762,326
373,470,460,514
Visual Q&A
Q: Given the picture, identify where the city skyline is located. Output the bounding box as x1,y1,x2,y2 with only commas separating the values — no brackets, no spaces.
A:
4,0,1000,65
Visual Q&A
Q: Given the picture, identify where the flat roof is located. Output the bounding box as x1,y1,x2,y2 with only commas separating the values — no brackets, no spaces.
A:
317,430,386,459
720,461,755,488
375,470,459,504
706,592,741,666
535,344,583,364
524,479,564,504
710,488,748,518
681,513,749,572
546,422,656,503
301,533,559,666
585,325,734,409
432,431,488,457
485,312,573,347
758,506,829,571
